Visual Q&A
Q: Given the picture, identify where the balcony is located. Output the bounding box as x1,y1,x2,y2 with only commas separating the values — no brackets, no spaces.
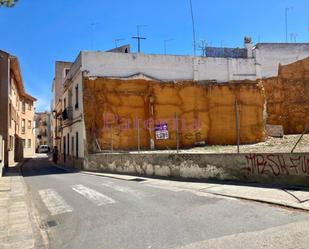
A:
62,107,73,124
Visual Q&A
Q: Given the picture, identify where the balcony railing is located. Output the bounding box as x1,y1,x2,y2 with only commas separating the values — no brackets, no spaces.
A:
62,107,73,123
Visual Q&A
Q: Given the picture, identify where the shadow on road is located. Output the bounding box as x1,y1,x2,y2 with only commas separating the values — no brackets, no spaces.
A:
21,157,76,177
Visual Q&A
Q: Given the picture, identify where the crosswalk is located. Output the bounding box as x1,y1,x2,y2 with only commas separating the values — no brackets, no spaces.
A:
71,184,116,206
38,181,185,216
38,189,73,215
101,181,154,198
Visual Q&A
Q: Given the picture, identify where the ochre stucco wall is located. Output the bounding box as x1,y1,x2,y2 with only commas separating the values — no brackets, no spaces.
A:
264,57,309,134
83,78,265,152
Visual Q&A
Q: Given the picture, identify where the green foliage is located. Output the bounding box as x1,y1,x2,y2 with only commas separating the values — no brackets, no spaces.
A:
0,0,18,7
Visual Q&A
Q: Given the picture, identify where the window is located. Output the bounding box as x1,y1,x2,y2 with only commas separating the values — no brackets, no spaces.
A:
76,132,79,158
28,102,32,110
22,101,26,113
9,102,12,128
64,68,70,77
9,136,14,150
63,98,66,109
28,139,31,148
28,120,32,129
71,136,74,155
63,136,66,162
67,133,70,156
22,139,25,148
9,78,12,95
75,84,79,109
21,119,25,134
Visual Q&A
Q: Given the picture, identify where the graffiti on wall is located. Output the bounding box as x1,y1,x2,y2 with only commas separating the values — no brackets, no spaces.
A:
243,154,309,176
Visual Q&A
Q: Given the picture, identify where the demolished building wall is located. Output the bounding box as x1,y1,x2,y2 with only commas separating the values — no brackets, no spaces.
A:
264,57,309,134
83,78,265,152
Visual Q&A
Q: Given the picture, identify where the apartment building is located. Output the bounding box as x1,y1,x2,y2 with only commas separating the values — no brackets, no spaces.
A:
51,61,73,155
0,50,36,167
34,111,52,151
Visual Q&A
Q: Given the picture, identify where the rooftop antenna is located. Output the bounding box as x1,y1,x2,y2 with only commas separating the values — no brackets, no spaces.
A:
132,25,147,53
290,33,298,43
198,40,208,57
164,39,174,55
114,38,125,48
90,22,100,49
189,0,197,56
220,40,227,48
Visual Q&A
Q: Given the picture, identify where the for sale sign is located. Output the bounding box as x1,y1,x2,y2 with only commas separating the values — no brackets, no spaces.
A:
155,123,169,140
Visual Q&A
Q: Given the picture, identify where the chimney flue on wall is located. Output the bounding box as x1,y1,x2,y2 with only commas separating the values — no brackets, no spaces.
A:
244,36,253,58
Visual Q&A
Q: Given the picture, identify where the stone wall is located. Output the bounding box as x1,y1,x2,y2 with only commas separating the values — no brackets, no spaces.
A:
83,78,265,152
264,57,309,134
85,152,309,187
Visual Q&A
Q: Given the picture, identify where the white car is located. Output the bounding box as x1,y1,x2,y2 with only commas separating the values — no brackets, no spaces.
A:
37,145,49,153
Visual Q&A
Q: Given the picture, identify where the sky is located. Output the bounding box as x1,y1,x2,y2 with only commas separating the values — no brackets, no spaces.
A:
1,0,308,111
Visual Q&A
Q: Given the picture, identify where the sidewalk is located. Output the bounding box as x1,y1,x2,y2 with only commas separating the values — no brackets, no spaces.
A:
0,163,47,249
81,171,309,211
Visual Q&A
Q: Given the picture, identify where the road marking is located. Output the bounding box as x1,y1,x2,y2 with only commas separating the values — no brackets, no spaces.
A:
143,183,183,192
71,184,116,206
101,181,153,198
38,189,73,215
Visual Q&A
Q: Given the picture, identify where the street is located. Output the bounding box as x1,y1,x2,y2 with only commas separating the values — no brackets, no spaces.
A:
21,157,309,249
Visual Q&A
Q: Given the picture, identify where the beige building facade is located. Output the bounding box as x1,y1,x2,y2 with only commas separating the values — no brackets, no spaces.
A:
0,50,36,167
34,111,52,151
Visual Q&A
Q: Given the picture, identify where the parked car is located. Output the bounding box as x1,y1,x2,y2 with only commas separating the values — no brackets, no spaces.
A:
37,145,49,153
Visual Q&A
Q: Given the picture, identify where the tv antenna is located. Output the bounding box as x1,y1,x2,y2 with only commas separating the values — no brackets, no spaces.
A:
285,7,293,42
164,39,174,55
198,40,208,57
90,22,100,49
132,25,147,53
114,38,125,48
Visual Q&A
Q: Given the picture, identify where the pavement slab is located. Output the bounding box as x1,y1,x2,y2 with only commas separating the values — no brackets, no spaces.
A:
0,164,47,249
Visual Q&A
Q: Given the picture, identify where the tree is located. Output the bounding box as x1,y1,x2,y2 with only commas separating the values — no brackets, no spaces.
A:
0,0,18,7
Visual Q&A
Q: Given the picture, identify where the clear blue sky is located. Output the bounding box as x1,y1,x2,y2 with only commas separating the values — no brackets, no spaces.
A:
1,0,308,111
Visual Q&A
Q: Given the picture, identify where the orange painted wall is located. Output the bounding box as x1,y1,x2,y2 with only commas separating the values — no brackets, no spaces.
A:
83,78,265,152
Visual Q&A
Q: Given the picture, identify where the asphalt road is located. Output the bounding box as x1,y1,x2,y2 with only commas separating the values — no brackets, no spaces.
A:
22,156,309,249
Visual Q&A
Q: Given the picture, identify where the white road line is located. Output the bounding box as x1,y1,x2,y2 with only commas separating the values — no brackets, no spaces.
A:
143,183,183,192
38,189,73,215
71,184,116,206
101,181,154,198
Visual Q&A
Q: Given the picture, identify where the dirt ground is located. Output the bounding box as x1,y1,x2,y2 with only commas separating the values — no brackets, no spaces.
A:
185,134,309,154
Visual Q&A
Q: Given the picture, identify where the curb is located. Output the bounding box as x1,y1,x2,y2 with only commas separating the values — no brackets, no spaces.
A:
51,161,309,212
201,191,309,212
19,158,50,249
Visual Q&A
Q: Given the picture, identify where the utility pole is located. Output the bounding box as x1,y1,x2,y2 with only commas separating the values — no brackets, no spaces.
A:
132,25,147,53
164,39,173,55
114,38,125,48
189,0,197,56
